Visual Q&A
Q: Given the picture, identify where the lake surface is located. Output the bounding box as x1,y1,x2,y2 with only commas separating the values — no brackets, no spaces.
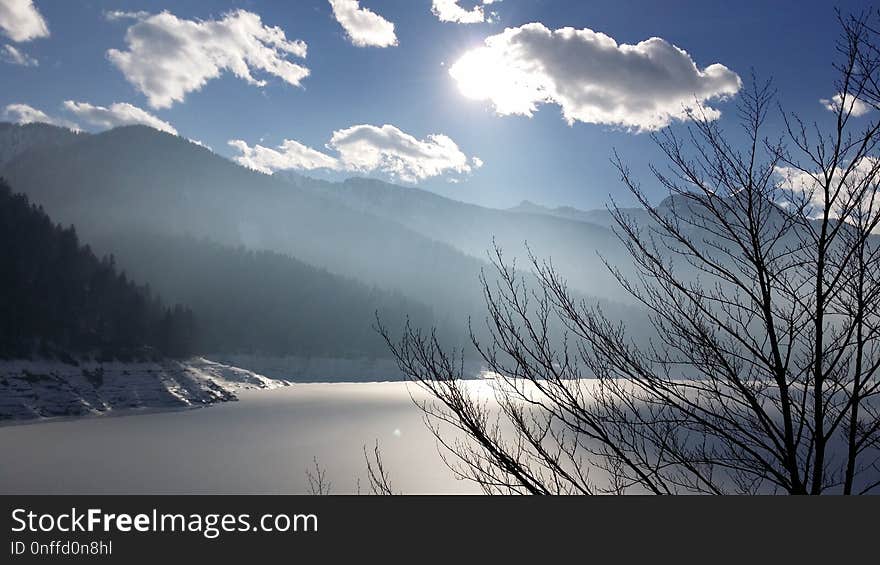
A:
5,381,876,495
0,382,484,494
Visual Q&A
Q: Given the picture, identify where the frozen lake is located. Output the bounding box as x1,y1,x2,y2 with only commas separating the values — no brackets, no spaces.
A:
0,383,483,494
6,380,872,495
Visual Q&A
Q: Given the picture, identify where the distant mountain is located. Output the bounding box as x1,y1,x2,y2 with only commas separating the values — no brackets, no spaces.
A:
507,199,649,230
509,199,604,224
0,123,655,362
296,176,637,303
0,124,489,332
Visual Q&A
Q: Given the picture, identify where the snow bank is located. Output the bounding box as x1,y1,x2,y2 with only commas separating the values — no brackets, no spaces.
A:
0,357,285,422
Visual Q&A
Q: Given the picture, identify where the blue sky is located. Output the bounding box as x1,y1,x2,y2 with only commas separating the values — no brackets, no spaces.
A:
1,0,875,210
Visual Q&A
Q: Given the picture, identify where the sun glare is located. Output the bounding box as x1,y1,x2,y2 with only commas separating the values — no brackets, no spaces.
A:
449,49,500,100
449,47,540,116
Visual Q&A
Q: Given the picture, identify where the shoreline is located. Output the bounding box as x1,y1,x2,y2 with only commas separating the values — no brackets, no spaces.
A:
0,402,205,428
0,377,500,427
0,357,284,424
0,353,493,426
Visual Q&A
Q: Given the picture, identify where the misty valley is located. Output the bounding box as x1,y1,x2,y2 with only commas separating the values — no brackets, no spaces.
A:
0,122,644,493
3,3,880,498
3,102,880,494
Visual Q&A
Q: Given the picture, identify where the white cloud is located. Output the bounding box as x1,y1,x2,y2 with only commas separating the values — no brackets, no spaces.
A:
228,138,341,174
432,0,499,24
820,93,872,117
776,159,880,223
62,100,177,135
4,100,178,135
1,43,36,65
107,10,309,109
330,124,475,182
328,0,397,48
3,103,78,129
449,23,741,132
229,124,479,183
0,0,48,42
103,10,150,22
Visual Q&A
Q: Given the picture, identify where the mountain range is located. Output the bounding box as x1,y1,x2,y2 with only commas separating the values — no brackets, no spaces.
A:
0,122,648,370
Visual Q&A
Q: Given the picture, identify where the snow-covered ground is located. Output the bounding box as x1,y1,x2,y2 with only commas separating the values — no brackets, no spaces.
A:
0,357,286,422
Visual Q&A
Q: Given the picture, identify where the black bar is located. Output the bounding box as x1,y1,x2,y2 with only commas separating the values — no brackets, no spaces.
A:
1,495,876,563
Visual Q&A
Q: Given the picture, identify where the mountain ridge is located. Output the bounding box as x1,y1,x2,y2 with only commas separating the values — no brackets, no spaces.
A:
0,124,491,322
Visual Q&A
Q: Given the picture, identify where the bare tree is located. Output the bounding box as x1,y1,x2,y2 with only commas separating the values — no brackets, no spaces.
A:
306,457,332,495
380,11,880,495
363,441,397,495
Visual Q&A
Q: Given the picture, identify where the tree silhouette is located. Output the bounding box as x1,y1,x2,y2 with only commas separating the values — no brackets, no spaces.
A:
381,11,880,494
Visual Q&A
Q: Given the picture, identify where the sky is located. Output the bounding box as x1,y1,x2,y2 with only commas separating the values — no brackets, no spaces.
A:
0,0,876,210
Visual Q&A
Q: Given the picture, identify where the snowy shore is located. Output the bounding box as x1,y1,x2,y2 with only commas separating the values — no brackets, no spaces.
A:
0,357,286,422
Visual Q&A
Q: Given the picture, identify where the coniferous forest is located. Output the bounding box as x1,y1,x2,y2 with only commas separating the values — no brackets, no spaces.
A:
0,179,195,360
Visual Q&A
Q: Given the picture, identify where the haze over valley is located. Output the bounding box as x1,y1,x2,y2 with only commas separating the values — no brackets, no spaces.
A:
0,121,649,390
3,0,878,496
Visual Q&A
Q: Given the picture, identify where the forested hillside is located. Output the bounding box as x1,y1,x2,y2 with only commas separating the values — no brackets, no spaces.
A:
0,122,83,168
89,231,444,357
0,177,445,360
0,179,194,359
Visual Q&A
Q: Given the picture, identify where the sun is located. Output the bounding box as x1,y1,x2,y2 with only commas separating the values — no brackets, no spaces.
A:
449,48,501,101
448,47,540,116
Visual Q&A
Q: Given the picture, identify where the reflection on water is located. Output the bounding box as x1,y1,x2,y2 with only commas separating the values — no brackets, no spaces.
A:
0,382,490,494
